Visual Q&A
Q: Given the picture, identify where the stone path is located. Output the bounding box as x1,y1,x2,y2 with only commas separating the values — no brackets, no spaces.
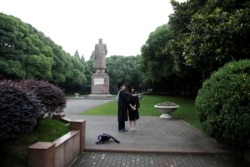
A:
63,98,249,167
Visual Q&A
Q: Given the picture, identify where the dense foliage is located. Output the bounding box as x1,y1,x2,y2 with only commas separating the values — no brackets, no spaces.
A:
140,0,250,95
22,79,66,117
0,13,86,93
141,24,174,83
1,0,250,96
182,0,250,79
195,60,250,148
0,80,43,141
106,55,143,93
0,79,66,141
0,118,70,167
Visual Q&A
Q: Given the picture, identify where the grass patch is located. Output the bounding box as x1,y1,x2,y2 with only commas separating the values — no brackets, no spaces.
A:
0,118,70,167
83,95,201,130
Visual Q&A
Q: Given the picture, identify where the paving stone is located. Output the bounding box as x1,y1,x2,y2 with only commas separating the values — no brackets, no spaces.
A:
65,99,250,167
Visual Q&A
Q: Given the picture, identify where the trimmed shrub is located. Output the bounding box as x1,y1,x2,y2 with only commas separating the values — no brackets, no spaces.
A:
22,79,66,117
195,60,250,148
0,80,43,141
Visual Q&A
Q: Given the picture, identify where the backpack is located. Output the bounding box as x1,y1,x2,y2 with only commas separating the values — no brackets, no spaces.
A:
96,133,120,144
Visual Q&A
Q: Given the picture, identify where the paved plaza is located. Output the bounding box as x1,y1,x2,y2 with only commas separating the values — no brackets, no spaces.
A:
64,98,249,167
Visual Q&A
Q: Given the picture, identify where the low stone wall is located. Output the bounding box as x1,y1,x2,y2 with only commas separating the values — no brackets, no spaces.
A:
28,117,85,167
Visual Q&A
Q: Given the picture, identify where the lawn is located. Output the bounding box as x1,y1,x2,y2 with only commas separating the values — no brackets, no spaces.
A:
82,95,201,130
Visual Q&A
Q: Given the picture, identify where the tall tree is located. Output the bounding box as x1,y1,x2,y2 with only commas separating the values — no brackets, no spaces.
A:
0,13,87,93
141,24,174,83
105,55,143,93
80,55,85,63
183,0,250,79
74,50,80,60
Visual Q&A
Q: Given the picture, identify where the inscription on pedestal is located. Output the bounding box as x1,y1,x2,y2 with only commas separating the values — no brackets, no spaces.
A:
91,73,109,94
94,78,104,85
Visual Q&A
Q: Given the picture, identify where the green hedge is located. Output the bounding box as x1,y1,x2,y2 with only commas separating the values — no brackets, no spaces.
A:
195,60,250,148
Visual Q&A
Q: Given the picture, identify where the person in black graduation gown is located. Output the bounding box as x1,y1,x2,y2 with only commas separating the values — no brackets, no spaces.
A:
128,84,140,131
117,82,130,133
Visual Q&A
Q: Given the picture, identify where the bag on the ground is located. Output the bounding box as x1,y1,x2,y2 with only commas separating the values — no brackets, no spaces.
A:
96,133,120,144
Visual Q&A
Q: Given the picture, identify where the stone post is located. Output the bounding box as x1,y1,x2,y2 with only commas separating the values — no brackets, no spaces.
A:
69,120,86,152
28,142,55,167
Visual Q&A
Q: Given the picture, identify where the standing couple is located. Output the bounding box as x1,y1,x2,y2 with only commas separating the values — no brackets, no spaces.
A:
117,82,140,133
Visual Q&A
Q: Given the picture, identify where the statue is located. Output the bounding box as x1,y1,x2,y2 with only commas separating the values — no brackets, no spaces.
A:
94,38,108,73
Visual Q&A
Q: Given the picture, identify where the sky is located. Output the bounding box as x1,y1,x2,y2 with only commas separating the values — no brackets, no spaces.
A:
0,0,185,60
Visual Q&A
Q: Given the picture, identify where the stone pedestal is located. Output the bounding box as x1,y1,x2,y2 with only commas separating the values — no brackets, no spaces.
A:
91,71,109,94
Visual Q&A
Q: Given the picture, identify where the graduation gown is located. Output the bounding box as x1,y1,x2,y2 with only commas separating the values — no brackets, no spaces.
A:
128,94,140,120
118,90,130,122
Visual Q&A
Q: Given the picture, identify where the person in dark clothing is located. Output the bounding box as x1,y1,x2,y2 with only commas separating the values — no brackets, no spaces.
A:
117,82,130,133
128,84,140,131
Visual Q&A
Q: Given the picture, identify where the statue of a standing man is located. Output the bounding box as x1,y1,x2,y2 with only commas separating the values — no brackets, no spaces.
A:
94,38,108,73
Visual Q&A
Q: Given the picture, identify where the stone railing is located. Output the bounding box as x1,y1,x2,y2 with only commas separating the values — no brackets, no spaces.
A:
28,116,85,167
